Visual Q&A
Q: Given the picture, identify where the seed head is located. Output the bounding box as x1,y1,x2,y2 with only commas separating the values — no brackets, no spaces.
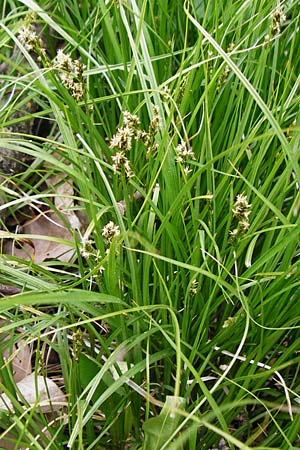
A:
55,49,86,101
232,193,251,221
271,7,286,35
112,151,133,178
101,221,120,243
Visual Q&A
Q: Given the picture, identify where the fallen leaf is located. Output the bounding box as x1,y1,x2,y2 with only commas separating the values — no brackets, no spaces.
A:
47,173,82,229
3,339,32,383
3,211,75,262
0,320,32,383
2,171,83,262
0,373,66,413
0,284,21,296
0,433,27,450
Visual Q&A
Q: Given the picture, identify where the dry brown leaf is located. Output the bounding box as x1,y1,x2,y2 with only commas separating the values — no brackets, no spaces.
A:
0,373,66,413
47,173,81,230
3,211,75,262
2,170,84,262
47,174,74,211
0,434,27,450
0,320,32,383
2,339,32,383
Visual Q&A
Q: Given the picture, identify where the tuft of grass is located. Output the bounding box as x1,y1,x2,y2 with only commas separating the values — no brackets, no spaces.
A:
1,0,300,448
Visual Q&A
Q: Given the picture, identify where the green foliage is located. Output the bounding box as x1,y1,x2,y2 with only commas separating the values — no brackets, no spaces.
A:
143,396,186,450
1,0,300,448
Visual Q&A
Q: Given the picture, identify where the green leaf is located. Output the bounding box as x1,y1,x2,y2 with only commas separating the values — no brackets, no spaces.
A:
78,354,126,404
143,396,185,450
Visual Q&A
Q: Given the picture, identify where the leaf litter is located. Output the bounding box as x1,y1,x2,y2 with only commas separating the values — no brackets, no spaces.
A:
0,172,78,448
0,320,67,449
1,173,82,263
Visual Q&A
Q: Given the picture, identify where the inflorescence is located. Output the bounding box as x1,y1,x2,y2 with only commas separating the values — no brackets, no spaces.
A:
230,193,252,241
109,106,161,178
18,13,86,101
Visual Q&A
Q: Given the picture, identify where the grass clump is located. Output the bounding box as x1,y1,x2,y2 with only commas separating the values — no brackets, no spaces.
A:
1,0,300,449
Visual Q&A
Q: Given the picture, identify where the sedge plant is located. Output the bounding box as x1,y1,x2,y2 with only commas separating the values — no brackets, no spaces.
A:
0,0,300,449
